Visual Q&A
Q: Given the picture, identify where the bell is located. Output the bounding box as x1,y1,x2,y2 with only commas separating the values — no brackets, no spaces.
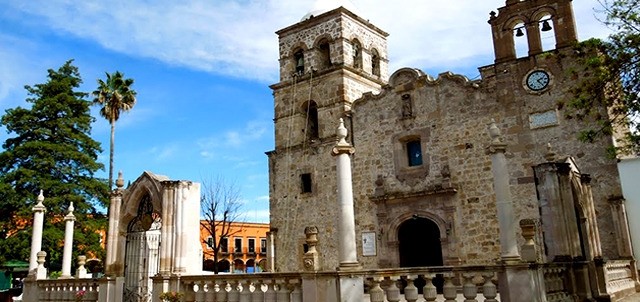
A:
541,20,552,32
515,28,524,37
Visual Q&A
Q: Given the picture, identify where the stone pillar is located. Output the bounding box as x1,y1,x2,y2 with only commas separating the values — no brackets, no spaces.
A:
488,121,546,302
331,118,359,270
61,202,76,278
105,171,124,276
331,118,363,302
29,190,47,272
610,197,634,258
268,229,277,272
486,120,521,262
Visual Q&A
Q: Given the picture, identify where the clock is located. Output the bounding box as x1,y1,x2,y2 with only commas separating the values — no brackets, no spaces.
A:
525,70,550,92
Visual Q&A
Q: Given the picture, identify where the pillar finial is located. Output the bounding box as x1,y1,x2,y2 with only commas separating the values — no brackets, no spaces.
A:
68,202,74,214
36,190,44,205
336,118,349,147
116,170,125,189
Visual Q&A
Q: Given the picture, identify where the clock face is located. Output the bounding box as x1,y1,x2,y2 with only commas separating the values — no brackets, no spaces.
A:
526,70,550,91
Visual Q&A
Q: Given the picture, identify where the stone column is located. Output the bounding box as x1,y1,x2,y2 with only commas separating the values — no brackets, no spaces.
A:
29,190,47,272
610,197,634,258
487,121,549,302
105,171,124,276
61,202,76,278
331,118,363,302
331,118,359,270
486,120,521,262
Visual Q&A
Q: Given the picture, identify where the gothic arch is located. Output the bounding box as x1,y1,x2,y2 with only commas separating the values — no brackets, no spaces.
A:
119,172,165,235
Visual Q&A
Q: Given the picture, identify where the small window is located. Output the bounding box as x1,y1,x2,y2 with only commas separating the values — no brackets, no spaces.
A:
406,140,423,167
371,49,381,76
234,237,243,253
352,40,362,69
301,173,312,193
248,238,256,253
206,236,214,249
220,237,228,253
294,50,305,75
305,101,319,141
260,238,267,254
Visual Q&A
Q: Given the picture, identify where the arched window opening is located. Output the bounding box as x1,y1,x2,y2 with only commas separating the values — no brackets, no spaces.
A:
371,48,381,77
304,101,319,141
318,39,331,69
217,260,230,273
352,40,362,69
294,49,305,75
233,259,245,273
246,259,256,273
512,21,528,58
538,15,556,52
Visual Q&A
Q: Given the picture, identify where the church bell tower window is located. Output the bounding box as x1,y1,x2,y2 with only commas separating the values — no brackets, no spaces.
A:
294,50,305,75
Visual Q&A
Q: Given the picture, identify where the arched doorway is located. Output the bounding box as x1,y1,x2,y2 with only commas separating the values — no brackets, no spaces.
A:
398,216,443,267
398,216,443,292
123,195,161,302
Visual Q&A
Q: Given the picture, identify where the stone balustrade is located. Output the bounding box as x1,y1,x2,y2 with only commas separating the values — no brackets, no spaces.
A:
177,273,303,302
364,266,499,302
605,260,637,297
36,278,99,302
542,265,572,302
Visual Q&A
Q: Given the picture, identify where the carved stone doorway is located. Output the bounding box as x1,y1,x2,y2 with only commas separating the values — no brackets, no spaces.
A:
398,217,444,292
398,217,443,267
123,195,161,302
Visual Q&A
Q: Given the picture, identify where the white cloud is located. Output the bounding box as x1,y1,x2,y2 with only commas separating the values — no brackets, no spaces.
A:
1,0,611,83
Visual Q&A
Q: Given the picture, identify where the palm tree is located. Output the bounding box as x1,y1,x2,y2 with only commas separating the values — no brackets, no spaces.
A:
92,71,137,190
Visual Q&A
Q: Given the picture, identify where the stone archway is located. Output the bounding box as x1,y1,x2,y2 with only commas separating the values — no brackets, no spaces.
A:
397,216,444,292
398,216,443,267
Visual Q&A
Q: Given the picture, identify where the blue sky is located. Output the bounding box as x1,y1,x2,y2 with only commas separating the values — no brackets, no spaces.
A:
0,0,611,222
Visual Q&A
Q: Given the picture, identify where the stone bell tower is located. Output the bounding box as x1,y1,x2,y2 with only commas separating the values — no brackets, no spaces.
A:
489,0,577,63
267,2,389,271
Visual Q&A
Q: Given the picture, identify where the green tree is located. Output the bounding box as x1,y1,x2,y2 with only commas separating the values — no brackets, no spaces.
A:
569,0,640,154
0,60,109,268
92,71,136,190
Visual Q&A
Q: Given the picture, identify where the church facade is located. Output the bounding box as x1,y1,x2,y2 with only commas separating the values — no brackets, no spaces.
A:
267,0,635,273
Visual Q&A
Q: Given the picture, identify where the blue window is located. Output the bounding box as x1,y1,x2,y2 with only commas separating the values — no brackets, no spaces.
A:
407,140,423,167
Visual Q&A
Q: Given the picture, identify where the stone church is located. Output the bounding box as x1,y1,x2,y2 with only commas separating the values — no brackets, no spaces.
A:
267,0,636,273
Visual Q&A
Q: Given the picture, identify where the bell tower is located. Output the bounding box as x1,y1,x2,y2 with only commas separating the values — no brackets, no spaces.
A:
489,0,578,63
267,4,388,271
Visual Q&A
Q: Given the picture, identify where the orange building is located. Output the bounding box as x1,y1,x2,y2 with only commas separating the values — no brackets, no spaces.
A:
199,221,269,273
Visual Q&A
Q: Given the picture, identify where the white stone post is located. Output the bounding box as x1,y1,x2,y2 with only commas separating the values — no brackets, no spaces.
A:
331,118,363,302
29,190,47,272
61,202,76,278
331,118,360,270
486,120,521,262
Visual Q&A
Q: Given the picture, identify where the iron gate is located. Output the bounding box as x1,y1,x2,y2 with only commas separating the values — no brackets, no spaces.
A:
124,195,161,302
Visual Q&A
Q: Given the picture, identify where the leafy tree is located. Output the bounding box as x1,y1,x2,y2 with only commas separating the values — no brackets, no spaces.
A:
92,71,137,190
200,176,244,274
568,0,640,154
0,60,109,269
